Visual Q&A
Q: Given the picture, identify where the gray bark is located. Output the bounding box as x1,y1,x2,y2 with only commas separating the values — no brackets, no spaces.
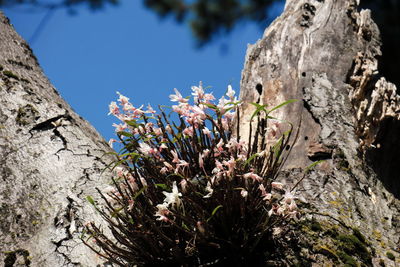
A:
239,0,400,265
2,0,400,265
0,13,114,266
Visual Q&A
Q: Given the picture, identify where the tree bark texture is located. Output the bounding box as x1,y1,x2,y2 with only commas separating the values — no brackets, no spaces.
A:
0,13,114,266
1,0,400,265
238,0,400,265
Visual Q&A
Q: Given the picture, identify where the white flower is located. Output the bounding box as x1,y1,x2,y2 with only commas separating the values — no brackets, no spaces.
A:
202,127,211,136
240,189,248,198
138,142,152,156
169,88,188,103
203,182,213,198
226,85,236,100
272,227,282,236
162,181,182,208
191,82,205,102
108,138,117,148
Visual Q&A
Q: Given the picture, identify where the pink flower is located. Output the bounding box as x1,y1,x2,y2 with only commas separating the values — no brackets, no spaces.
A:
163,161,174,170
108,101,119,116
192,105,206,119
169,88,188,103
199,153,204,169
217,96,229,111
113,123,127,132
180,179,188,193
155,203,170,222
138,143,157,156
171,150,180,163
258,184,272,201
145,122,154,130
271,182,284,190
114,166,126,178
154,127,163,136
215,160,224,171
117,92,129,105
202,149,210,158
203,93,215,102
145,104,156,114
127,199,134,211
140,125,148,134
191,83,205,102
240,189,248,198
159,143,168,151
183,126,194,137
160,167,168,174
243,172,262,182
223,157,236,176
214,139,224,156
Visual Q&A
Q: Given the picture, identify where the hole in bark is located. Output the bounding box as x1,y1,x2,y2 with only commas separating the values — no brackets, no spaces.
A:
302,72,306,77
255,84,263,95
304,136,309,140
285,145,290,150
365,118,400,198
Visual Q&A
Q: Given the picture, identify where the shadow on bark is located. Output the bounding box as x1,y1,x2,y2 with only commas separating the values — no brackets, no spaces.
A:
365,117,400,199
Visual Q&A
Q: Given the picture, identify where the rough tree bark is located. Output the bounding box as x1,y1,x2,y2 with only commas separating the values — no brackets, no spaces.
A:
238,0,400,265
0,13,114,266
1,0,400,265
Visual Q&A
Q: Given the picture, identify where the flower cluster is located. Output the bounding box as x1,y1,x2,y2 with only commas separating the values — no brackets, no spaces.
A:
84,83,298,266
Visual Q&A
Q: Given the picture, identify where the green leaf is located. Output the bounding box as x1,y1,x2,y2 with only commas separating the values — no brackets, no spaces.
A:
111,206,124,217
133,187,146,200
118,131,133,137
201,102,218,110
126,120,139,128
244,153,259,166
165,173,185,180
182,222,190,231
250,102,268,121
207,205,223,222
272,136,284,158
155,183,169,190
305,160,324,173
86,196,96,206
267,99,298,114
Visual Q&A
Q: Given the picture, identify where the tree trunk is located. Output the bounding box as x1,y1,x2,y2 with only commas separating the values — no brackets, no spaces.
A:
0,13,114,266
238,0,400,265
1,0,400,265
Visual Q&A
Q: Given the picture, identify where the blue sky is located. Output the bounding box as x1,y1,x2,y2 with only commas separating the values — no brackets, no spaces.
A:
3,1,284,142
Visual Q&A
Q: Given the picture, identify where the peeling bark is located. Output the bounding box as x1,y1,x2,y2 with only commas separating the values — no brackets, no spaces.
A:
2,0,400,265
239,0,400,265
0,12,114,266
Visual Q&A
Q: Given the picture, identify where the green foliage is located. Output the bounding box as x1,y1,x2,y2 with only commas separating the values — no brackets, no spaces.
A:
386,251,395,261
3,70,19,80
82,87,301,266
